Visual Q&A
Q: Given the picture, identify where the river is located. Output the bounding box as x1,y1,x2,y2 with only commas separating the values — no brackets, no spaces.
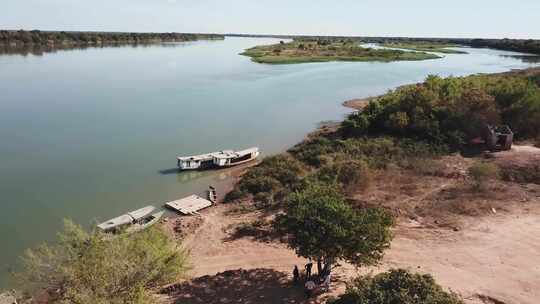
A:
0,37,537,287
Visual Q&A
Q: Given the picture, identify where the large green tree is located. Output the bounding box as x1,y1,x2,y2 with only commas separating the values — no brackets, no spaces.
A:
15,220,189,304
274,182,394,275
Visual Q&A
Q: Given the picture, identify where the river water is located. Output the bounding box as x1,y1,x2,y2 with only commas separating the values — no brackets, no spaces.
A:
0,37,537,287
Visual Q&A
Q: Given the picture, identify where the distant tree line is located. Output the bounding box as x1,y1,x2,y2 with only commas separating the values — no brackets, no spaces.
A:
0,29,224,46
468,38,540,55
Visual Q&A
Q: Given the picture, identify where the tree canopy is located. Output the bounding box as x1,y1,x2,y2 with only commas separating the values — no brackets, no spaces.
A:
14,220,189,304
274,182,394,272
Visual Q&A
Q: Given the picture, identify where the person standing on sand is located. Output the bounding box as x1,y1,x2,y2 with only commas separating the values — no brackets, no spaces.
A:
293,265,300,285
305,261,313,280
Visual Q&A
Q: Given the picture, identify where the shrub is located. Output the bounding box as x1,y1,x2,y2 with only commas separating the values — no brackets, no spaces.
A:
468,161,500,189
330,269,462,304
224,188,247,202
240,174,282,195
315,160,372,193
500,163,540,184
339,160,372,193
404,158,445,176
232,220,269,238
229,154,306,203
289,137,337,167
253,191,274,206
14,220,189,303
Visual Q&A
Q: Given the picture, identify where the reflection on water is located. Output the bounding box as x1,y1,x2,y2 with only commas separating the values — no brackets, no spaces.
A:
0,42,197,57
159,166,239,183
500,54,540,64
176,170,206,183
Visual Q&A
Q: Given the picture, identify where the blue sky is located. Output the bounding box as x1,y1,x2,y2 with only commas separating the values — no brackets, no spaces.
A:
2,0,539,39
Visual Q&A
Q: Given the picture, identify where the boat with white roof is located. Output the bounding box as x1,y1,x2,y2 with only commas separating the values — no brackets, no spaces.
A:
177,147,260,171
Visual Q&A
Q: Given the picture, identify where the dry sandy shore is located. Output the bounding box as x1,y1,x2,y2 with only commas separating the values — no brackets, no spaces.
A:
162,192,540,304
386,212,540,304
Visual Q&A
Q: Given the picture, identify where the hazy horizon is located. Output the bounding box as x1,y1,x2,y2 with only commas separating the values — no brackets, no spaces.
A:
2,0,540,40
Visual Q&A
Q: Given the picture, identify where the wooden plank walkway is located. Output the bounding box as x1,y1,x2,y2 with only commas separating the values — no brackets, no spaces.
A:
165,195,213,215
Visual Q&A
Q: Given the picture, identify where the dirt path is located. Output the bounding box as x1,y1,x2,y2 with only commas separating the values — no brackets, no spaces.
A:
171,201,540,304
182,206,307,278
384,211,540,304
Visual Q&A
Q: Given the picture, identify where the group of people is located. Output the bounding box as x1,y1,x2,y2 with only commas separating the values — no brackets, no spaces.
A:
292,261,332,298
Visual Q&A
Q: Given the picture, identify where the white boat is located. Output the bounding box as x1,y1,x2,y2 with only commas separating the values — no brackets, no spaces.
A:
177,147,260,171
97,206,163,234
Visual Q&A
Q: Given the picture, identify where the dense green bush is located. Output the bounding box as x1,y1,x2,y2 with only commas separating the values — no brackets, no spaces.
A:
226,154,306,203
342,73,540,146
14,220,189,303
330,269,462,304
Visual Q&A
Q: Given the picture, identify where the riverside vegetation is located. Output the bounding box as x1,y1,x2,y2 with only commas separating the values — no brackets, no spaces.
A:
231,34,540,55
241,39,441,64
229,69,540,203
13,220,189,303
226,68,540,302
0,29,224,47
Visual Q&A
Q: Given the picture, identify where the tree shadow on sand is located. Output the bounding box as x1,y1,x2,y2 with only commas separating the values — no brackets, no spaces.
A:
161,268,321,304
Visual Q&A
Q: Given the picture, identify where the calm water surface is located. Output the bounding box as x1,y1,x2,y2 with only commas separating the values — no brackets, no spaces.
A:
0,37,537,286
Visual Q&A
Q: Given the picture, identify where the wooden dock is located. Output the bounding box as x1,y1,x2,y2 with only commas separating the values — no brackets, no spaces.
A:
165,195,213,215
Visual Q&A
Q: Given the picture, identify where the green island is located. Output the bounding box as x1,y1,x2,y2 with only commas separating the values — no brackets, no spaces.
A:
241,39,441,64
381,42,468,54
231,34,540,55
